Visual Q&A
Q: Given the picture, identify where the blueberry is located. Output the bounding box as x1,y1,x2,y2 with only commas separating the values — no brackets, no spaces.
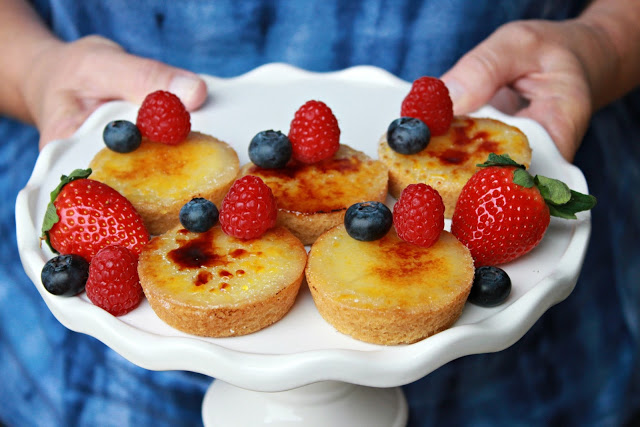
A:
468,266,511,307
180,198,219,232
103,120,142,153
344,201,392,241
387,117,431,154
41,254,90,296
248,130,292,169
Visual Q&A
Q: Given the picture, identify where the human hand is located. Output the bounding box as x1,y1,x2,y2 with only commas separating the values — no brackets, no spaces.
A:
20,35,207,149
440,19,612,162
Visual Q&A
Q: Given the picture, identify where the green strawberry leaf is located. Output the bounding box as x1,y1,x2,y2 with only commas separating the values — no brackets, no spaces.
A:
546,190,597,219
534,175,572,205
41,168,92,252
513,168,535,188
531,173,597,219
477,153,525,169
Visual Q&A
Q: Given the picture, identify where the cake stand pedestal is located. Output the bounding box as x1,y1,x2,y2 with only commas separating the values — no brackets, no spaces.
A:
202,380,407,426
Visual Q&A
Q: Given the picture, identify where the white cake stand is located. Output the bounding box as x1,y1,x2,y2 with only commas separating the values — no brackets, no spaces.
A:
16,64,591,426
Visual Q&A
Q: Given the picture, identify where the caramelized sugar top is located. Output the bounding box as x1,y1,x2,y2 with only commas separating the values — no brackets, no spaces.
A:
90,132,239,202
307,226,474,310
139,225,306,307
379,117,531,183
245,145,387,213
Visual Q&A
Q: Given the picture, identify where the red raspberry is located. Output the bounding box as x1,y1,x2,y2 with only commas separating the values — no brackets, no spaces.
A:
288,100,340,163
393,183,445,248
136,90,191,144
401,76,453,136
85,245,143,316
219,176,278,239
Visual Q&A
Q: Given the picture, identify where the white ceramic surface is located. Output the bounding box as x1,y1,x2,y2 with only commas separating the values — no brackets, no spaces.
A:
202,381,408,427
16,63,591,393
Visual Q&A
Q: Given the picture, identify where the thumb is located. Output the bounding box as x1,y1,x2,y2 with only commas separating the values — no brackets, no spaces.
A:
78,37,208,111
440,26,535,115
116,56,208,111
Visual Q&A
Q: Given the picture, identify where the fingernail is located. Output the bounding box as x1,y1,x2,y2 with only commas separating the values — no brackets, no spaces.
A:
168,74,203,109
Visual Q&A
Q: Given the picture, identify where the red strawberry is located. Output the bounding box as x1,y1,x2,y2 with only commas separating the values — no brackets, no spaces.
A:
393,183,445,248
85,245,143,316
219,175,278,239
451,154,596,266
136,90,191,144
288,100,340,163
401,76,453,136
41,169,149,262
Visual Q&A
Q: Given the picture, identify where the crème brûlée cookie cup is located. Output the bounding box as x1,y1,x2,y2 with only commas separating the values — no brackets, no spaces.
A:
138,224,307,337
306,224,474,345
90,131,239,236
240,144,389,245
378,116,531,218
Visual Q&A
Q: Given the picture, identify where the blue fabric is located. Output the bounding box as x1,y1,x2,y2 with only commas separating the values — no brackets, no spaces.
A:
2,0,638,425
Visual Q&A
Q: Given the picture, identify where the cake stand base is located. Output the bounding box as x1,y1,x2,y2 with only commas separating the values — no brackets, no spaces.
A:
202,380,408,426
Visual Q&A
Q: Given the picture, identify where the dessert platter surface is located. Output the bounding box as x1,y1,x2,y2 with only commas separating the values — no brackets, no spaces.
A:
16,63,591,392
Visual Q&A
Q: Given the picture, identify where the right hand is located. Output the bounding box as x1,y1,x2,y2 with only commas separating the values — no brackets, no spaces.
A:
21,35,208,149
440,20,599,162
